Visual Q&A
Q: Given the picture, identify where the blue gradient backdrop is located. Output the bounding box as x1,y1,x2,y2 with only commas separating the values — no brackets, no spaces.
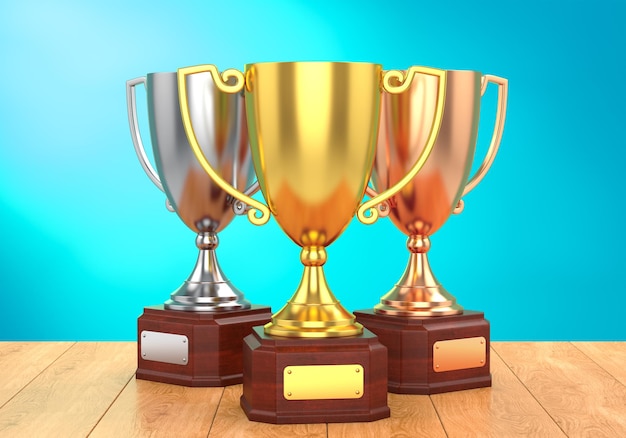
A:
0,0,624,340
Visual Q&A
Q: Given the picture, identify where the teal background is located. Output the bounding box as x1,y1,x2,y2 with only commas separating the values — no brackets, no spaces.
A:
0,0,624,340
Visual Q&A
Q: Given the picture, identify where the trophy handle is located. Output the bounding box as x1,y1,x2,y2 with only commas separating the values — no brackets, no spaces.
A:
357,67,447,225
177,65,270,226
233,181,261,215
454,74,508,214
126,76,175,212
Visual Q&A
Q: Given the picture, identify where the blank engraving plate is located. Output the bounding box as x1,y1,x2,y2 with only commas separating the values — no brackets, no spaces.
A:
433,336,486,372
140,331,188,365
283,364,364,400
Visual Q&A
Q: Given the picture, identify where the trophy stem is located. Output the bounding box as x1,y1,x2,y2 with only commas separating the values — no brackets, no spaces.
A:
164,232,251,312
264,246,363,338
374,235,463,317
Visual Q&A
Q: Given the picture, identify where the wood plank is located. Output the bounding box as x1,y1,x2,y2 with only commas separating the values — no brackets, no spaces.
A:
328,393,446,438
493,342,626,437
431,346,565,437
0,342,74,407
572,342,626,386
209,384,326,437
90,379,222,437
0,342,136,437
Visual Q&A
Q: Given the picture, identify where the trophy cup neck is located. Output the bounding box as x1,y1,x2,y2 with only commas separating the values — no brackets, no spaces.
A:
300,245,327,266
264,247,363,338
407,235,431,253
374,235,463,317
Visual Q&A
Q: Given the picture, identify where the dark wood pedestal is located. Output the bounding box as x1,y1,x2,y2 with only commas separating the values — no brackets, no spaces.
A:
136,305,272,387
240,327,390,424
354,309,491,394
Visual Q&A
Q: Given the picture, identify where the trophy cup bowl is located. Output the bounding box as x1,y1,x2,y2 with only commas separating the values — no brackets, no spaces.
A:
179,62,447,422
355,70,508,394
126,71,271,387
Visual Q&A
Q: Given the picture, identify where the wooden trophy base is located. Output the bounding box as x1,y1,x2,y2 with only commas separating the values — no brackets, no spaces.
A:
240,327,390,424
354,309,491,395
136,305,272,387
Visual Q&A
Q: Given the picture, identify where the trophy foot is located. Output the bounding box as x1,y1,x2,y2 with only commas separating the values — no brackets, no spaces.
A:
265,248,363,338
264,315,363,338
265,298,363,338
164,301,250,311
164,280,251,312
375,284,463,317
376,235,463,317
374,300,463,317
164,232,251,312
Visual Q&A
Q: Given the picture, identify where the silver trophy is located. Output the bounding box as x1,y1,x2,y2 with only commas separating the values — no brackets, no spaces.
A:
126,71,257,312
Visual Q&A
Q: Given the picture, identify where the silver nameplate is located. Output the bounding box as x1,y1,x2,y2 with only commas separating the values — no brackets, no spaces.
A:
140,331,189,365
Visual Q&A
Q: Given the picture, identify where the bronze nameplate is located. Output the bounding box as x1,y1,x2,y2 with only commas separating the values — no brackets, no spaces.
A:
433,336,486,372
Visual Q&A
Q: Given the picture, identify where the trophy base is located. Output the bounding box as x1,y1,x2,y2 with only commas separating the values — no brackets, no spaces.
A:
354,309,491,394
240,326,390,424
136,304,272,387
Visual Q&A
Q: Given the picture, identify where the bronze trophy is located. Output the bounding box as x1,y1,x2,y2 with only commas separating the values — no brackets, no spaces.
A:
355,70,508,394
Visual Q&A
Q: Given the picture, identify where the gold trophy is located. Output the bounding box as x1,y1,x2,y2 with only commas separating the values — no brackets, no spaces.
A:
355,70,508,394
178,62,446,423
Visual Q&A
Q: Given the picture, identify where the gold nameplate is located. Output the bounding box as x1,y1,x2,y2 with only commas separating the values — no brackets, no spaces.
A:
283,364,364,400
433,337,487,372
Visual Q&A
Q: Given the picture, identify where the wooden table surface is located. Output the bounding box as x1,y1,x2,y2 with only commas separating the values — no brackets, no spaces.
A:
0,342,624,437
